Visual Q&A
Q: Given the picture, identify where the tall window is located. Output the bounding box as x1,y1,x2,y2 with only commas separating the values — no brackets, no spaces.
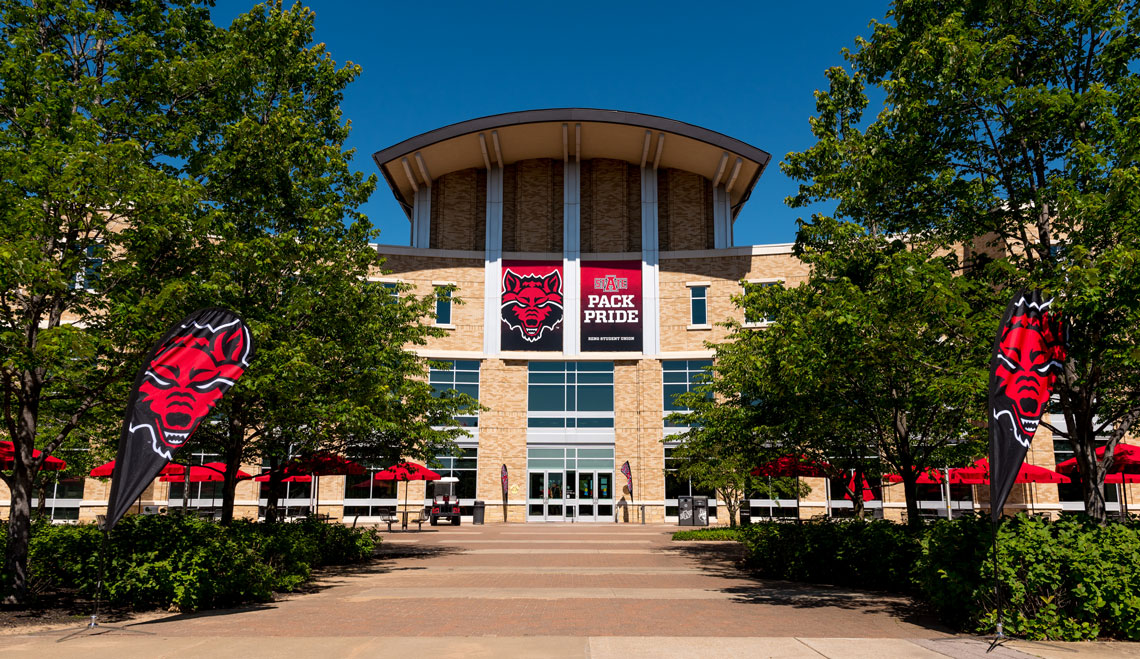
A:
663,359,712,428
664,447,716,519
1052,413,1116,509
434,286,452,325
527,362,614,429
689,286,708,326
70,244,104,291
34,474,84,521
344,465,398,518
427,448,478,506
429,360,480,427
166,451,223,508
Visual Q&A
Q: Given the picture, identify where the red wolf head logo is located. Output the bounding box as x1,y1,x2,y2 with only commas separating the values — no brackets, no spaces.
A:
501,269,563,342
992,294,1066,448
136,317,251,459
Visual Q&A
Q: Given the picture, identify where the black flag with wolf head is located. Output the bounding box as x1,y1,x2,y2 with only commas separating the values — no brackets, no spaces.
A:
105,308,254,529
988,291,1065,522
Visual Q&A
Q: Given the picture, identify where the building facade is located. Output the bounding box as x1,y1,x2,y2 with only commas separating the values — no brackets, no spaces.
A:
4,109,1132,524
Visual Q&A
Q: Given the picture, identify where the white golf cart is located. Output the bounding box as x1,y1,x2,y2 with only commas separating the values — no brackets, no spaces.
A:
429,476,462,526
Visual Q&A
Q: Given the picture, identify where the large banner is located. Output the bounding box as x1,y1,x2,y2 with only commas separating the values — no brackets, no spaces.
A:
501,260,564,351
988,290,1066,522
581,260,642,352
105,308,254,529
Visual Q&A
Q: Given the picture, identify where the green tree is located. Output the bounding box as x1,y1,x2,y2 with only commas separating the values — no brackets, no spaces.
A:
181,3,478,524
0,0,217,604
785,0,1140,522
729,230,994,526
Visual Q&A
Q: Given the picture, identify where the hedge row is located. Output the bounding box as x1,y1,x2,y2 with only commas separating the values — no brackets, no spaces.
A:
2,515,378,612
671,528,744,541
738,515,1140,641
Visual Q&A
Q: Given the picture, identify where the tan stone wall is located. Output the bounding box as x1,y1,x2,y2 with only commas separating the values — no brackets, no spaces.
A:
614,359,666,523
580,159,641,253
374,253,485,353
471,359,529,522
430,167,486,251
658,252,810,353
658,168,713,251
502,159,563,253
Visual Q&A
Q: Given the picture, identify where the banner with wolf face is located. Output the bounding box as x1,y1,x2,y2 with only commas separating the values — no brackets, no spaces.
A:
105,308,254,529
501,261,564,351
988,290,1066,523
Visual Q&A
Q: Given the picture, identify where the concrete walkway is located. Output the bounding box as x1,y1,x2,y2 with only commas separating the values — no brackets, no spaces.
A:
1,523,1135,657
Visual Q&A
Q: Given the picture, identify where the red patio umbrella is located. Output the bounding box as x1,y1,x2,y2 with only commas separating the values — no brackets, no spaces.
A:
1055,443,1140,475
252,473,312,483
956,458,1070,485
90,460,184,479
284,451,365,517
750,455,831,478
159,462,252,512
0,441,67,471
375,462,442,518
843,473,876,502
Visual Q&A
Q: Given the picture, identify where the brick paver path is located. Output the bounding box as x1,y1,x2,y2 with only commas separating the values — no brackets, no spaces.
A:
8,523,1088,657
135,523,946,638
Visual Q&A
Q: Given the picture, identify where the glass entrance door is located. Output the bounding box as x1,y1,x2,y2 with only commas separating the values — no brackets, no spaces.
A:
574,471,614,521
527,471,566,521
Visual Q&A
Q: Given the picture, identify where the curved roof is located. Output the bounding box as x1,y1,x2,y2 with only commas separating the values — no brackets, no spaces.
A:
372,108,771,220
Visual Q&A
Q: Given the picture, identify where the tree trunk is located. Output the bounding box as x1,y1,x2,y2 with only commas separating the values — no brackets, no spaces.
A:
3,470,33,605
1073,437,1107,524
264,457,282,524
903,476,921,529
720,488,738,528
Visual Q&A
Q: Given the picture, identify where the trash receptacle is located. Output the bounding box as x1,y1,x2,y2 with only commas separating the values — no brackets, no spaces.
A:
472,500,485,525
677,496,694,526
739,502,751,526
693,496,709,526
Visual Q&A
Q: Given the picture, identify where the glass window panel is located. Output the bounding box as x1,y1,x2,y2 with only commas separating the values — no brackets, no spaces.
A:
455,371,479,383
576,418,613,428
578,449,614,458
528,458,564,470
577,386,613,411
529,361,565,371
529,448,564,458
577,362,612,372
577,373,611,384
529,373,566,384
529,388,567,412
528,417,564,427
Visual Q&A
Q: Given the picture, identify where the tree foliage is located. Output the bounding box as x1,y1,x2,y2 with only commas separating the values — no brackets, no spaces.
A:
785,0,1140,522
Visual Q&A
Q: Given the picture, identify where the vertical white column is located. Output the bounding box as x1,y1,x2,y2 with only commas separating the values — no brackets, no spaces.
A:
483,166,503,355
712,185,731,249
563,159,581,356
412,186,432,248
641,166,661,356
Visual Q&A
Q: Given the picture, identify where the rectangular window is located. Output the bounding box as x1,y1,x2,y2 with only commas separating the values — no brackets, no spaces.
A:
743,280,780,326
69,244,105,291
527,361,614,428
663,359,712,427
1052,413,1116,507
166,451,224,508
690,286,707,326
33,474,85,522
343,461,399,518
434,286,452,325
429,360,480,427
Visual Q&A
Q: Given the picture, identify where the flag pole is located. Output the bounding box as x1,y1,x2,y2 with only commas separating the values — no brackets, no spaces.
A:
987,516,1006,653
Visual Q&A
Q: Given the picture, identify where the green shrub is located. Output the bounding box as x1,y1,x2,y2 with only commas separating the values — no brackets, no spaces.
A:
739,519,919,592
671,528,743,541
739,514,1140,641
6,514,378,612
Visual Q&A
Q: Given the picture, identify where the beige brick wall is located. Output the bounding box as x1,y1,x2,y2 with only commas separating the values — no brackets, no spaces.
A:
374,253,485,353
658,252,810,353
658,168,713,251
502,159,563,253
614,359,666,523
474,359,530,522
581,159,641,253
430,167,486,251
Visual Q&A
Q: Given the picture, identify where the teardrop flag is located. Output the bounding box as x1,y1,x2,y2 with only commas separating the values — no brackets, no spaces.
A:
988,291,1065,522
104,308,254,529
620,460,633,498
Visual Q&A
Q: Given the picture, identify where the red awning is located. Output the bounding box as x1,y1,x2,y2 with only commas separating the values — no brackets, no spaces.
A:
1,441,67,471
159,462,252,483
750,455,831,478
1055,443,1140,475
956,458,1071,484
285,451,366,477
373,461,441,482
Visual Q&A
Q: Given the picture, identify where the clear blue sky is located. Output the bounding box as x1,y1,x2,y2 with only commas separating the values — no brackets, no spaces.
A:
211,1,893,247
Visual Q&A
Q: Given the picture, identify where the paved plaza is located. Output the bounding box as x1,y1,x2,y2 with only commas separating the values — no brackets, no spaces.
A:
1,523,1135,657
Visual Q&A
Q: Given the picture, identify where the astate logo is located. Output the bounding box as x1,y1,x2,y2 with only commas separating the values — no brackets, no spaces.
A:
593,275,628,292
